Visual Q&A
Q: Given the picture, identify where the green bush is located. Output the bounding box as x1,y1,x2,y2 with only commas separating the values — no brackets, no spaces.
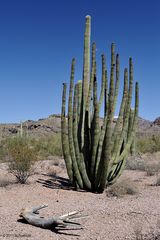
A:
32,134,62,158
137,135,160,154
0,139,8,162
0,133,62,163
6,136,37,184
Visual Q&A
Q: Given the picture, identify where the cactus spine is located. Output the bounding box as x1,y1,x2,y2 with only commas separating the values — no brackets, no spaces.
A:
61,15,139,193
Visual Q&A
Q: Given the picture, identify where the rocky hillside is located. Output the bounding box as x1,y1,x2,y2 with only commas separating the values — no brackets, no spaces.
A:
137,117,160,137
0,115,61,139
153,117,160,126
0,114,160,139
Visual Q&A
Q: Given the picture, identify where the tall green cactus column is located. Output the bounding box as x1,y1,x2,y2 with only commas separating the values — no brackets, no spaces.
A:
61,15,139,193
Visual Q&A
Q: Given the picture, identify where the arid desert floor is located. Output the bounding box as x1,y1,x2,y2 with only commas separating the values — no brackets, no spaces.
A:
0,156,160,240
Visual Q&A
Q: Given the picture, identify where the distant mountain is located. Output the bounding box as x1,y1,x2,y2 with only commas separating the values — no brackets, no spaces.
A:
0,114,61,139
137,117,160,137
0,114,160,139
153,117,160,126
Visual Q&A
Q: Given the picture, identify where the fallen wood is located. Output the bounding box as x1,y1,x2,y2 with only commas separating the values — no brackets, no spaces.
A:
19,204,86,229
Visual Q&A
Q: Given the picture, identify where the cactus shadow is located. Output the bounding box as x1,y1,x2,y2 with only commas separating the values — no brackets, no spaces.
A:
37,174,74,190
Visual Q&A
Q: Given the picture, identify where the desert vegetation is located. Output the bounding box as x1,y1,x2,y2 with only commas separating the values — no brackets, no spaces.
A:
30,134,62,158
155,175,160,186
134,221,160,240
6,135,37,183
137,134,160,153
106,178,138,197
0,133,62,161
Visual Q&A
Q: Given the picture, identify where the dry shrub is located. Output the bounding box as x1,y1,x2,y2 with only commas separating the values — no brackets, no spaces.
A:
145,162,160,176
134,222,160,240
47,168,57,177
126,155,146,171
126,153,160,178
134,225,143,240
6,136,37,184
106,178,138,197
0,176,11,187
52,159,60,166
155,175,160,186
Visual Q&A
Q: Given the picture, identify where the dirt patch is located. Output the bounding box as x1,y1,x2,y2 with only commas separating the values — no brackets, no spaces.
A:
0,157,160,240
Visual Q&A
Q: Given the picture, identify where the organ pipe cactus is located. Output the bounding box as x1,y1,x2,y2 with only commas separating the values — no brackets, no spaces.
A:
61,15,139,193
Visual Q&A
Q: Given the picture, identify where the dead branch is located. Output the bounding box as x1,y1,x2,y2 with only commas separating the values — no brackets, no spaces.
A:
19,204,87,229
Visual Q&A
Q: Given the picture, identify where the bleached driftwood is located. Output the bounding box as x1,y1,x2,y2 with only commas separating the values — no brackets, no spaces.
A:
19,204,86,229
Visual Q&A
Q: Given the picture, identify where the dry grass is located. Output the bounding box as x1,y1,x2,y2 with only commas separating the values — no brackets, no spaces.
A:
126,152,160,181
134,221,160,240
0,176,12,187
155,175,160,186
46,168,57,177
145,162,160,176
106,178,138,197
126,155,146,171
52,158,60,166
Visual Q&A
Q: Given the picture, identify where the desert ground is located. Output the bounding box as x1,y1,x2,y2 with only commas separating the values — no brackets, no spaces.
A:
0,154,160,240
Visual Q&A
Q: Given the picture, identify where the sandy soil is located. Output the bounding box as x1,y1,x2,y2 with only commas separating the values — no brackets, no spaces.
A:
0,157,160,240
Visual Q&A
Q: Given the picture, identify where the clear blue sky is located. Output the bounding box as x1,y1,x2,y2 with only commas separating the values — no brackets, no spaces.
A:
0,0,159,123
